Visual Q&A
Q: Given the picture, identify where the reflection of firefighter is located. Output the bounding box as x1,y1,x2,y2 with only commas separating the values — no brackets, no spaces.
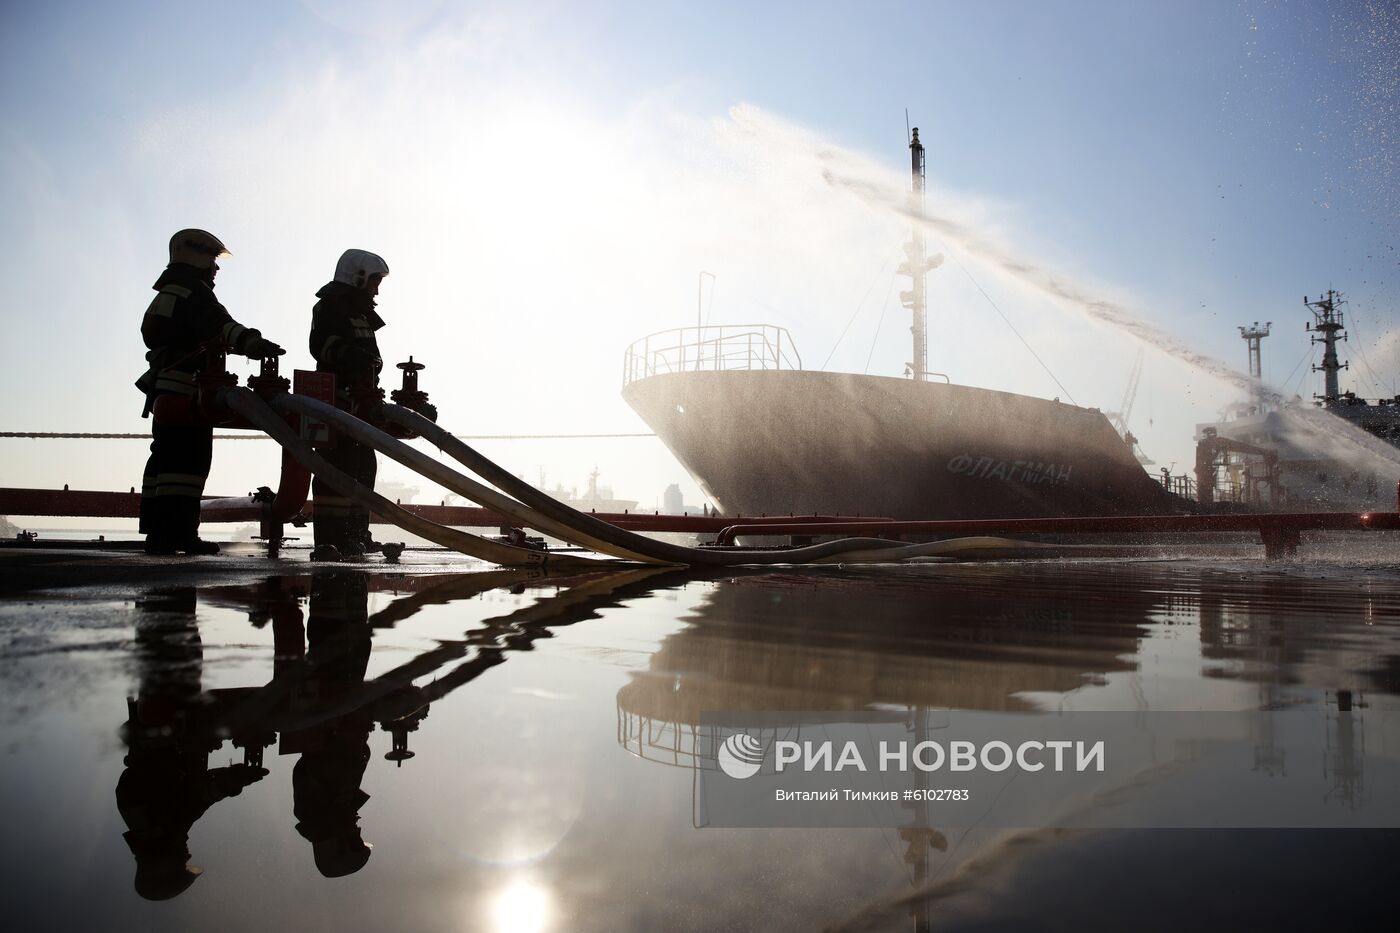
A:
116,589,268,899
136,229,284,555
291,572,376,875
115,567,637,896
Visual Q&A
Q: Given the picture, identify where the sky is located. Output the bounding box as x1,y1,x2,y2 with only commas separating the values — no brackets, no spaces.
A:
2,0,1397,522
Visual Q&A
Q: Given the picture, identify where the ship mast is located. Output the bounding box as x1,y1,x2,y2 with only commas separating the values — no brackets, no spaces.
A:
1239,321,1271,410
1239,321,1271,381
899,128,931,381
1304,290,1348,405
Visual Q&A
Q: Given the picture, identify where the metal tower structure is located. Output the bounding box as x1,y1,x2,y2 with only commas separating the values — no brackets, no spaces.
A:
1238,321,1271,380
1108,346,1153,464
898,128,942,381
1304,290,1348,404
1110,346,1145,440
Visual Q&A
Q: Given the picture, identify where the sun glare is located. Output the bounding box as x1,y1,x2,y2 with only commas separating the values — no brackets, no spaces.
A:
490,879,552,933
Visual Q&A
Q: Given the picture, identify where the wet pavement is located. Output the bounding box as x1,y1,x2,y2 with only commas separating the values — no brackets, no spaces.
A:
1,548,1399,931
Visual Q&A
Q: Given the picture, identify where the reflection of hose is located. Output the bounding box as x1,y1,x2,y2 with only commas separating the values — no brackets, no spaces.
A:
366,568,552,629
220,389,597,568
275,566,681,733
382,404,917,567
274,394,665,564
413,567,684,704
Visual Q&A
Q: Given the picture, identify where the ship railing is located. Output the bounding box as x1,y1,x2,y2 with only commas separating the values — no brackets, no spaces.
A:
1156,471,1197,501
623,324,803,386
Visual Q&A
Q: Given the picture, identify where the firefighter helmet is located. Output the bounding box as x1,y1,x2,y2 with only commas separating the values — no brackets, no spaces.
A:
311,832,372,878
333,249,390,289
168,229,229,268
134,861,203,900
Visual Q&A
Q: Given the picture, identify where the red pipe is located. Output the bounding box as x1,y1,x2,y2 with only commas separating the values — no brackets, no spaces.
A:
270,447,312,522
7,481,1394,554
1361,511,1400,531
0,487,142,518
0,486,891,534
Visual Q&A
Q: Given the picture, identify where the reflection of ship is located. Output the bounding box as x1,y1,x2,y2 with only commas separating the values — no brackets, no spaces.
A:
614,566,1157,933
614,567,1399,933
622,129,1178,520
616,567,1153,768
1194,296,1400,512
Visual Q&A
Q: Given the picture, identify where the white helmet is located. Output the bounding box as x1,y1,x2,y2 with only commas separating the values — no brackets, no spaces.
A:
333,249,390,289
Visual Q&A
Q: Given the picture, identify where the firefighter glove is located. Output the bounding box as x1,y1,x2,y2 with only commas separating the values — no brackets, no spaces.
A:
246,337,285,358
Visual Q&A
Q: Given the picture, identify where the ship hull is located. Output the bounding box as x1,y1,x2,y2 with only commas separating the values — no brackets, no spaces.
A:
623,370,1175,520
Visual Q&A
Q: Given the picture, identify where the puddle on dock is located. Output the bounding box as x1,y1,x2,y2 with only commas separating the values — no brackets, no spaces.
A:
1,556,1398,931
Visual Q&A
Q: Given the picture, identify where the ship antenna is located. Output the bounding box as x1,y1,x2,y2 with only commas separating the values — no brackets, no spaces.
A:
899,126,930,381
1304,289,1349,405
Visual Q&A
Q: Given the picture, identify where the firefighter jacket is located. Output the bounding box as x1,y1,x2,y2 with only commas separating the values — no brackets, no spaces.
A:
309,281,385,395
136,263,265,400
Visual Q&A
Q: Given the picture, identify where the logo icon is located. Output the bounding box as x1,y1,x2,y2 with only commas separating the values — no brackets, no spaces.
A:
718,733,767,779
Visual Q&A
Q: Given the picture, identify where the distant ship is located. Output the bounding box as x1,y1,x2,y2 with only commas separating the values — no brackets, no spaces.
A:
1193,296,1400,513
622,129,1179,520
544,467,639,514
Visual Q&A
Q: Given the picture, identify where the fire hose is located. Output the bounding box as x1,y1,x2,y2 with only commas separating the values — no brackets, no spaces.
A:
272,394,668,564
220,388,598,568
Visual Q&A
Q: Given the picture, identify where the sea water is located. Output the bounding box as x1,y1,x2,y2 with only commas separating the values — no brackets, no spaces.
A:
1,551,1397,931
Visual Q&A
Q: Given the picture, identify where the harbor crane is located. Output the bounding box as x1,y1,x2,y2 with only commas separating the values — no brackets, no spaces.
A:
1108,346,1152,464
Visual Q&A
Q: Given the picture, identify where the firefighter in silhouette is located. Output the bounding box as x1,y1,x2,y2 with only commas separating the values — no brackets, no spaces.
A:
308,249,438,560
116,588,268,899
306,252,384,559
136,229,285,555
290,572,376,875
